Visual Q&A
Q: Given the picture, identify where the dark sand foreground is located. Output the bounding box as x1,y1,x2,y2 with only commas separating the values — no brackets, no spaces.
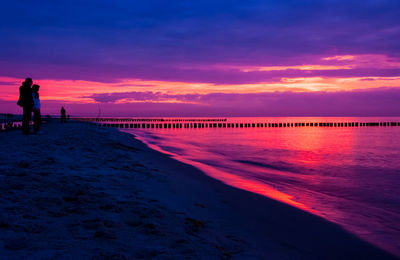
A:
0,121,396,259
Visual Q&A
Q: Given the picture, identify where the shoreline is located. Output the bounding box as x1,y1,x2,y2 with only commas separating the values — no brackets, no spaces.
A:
0,121,396,259
123,128,399,259
125,127,400,257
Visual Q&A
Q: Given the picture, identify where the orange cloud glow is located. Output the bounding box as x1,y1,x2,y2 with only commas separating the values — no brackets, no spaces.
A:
323,55,355,61
1,54,399,105
2,75,400,104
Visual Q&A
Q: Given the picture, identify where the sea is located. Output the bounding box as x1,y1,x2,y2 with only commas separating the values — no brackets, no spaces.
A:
116,117,400,256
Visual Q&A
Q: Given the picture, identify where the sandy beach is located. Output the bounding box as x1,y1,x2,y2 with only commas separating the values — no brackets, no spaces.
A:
0,121,396,259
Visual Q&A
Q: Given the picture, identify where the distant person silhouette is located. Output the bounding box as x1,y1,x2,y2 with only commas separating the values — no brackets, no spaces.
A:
61,107,67,123
18,78,33,134
32,84,41,133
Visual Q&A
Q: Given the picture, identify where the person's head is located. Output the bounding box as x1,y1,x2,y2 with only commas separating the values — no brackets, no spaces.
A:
32,84,40,92
24,78,33,87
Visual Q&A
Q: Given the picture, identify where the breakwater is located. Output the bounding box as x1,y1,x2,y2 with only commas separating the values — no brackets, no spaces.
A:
92,120,400,129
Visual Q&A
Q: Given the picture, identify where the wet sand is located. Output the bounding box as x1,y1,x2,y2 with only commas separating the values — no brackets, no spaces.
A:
0,121,396,259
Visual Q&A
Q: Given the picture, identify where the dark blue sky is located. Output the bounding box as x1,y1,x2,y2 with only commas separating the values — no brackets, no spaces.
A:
0,0,399,81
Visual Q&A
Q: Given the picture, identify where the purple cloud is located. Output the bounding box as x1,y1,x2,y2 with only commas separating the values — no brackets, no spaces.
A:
2,87,400,117
75,87,400,117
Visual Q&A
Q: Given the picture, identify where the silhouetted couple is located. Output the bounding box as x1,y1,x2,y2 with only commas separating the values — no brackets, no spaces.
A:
18,78,41,134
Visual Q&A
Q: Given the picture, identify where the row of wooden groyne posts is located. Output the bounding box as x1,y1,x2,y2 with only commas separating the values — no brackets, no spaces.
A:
2,118,400,131
0,122,23,131
0,113,21,131
94,121,400,129
79,118,228,122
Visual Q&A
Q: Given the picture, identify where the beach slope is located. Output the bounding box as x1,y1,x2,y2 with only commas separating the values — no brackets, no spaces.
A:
0,121,396,259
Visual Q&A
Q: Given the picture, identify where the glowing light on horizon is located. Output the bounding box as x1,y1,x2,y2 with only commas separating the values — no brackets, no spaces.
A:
1,75,400,105
1,54,399,106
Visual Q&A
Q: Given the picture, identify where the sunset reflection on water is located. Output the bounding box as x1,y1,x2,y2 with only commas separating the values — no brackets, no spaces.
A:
122,117,400,256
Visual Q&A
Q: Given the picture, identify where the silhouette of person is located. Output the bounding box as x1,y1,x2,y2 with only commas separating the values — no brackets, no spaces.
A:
18,78,33,134
61,107,67,123
32,84,41,133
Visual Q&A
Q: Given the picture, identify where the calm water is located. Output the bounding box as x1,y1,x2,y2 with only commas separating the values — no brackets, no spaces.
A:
120,117,400,256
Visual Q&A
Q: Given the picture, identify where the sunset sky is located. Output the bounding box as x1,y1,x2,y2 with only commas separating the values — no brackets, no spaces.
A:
1,0,400,116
